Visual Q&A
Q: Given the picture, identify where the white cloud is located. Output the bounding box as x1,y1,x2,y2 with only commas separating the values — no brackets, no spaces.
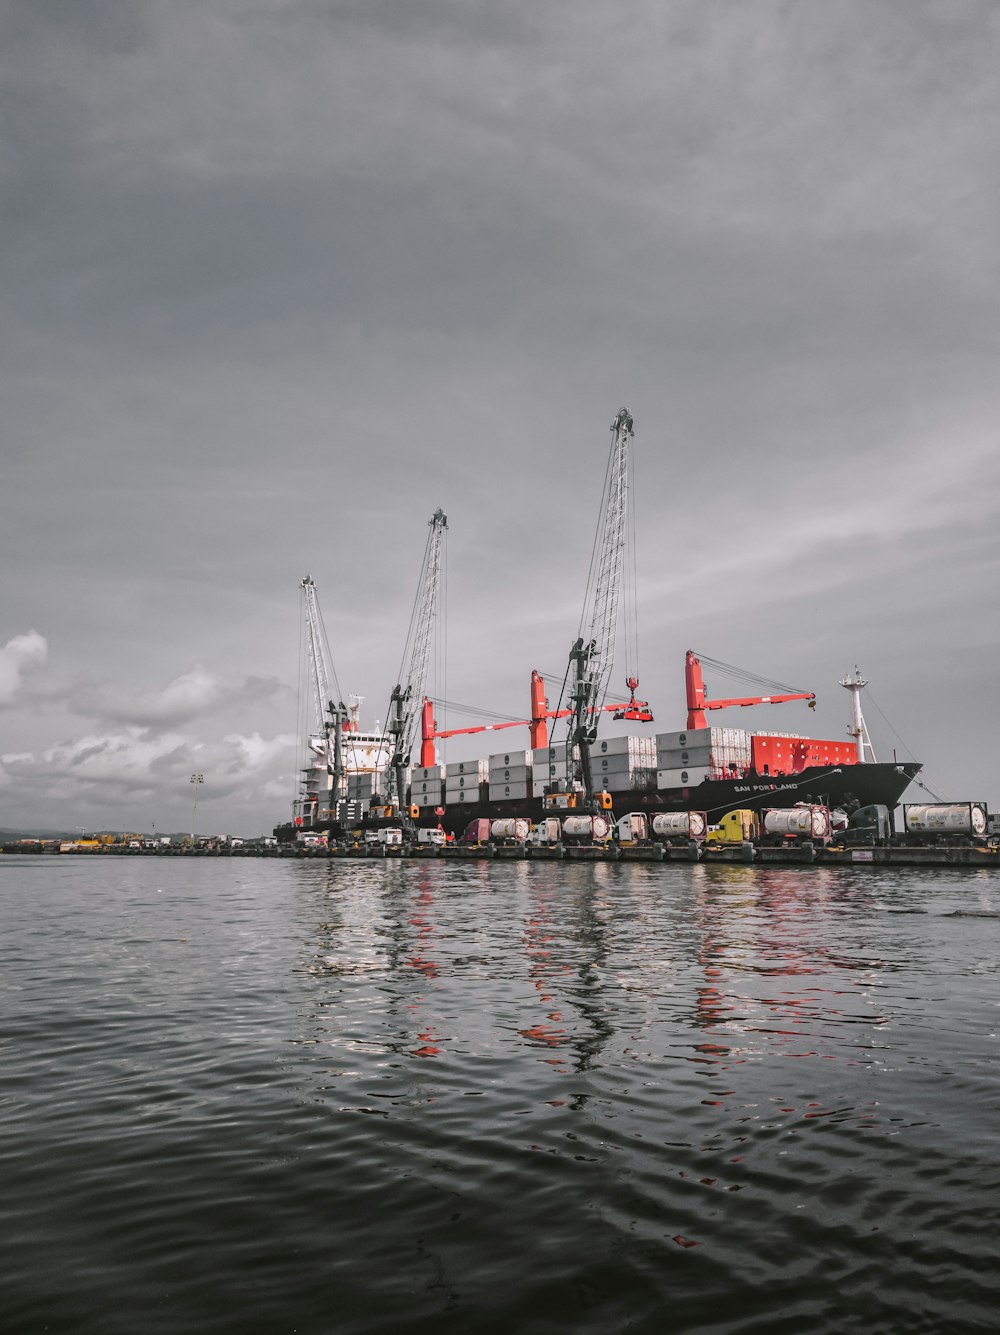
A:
0,631,47,705
73,666,286,728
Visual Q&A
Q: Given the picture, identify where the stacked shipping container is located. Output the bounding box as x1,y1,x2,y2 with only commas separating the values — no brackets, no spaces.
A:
656,727,752,789
444,758,488,805
410,763,443,809
488,748,531,801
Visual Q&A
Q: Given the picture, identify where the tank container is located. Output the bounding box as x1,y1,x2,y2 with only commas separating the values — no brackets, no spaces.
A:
562,814,612,841
490,818,530,842
903,803,987,836
651,811,708,839
763,806,832,838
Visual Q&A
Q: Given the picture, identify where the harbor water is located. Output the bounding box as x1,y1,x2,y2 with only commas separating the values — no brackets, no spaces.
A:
3,856,998,1334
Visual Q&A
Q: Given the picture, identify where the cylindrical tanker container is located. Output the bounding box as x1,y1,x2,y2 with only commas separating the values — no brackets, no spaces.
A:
651,811,708,841
763,806,832,839
903,803,988,837
562,814,612,842
490,818,530,843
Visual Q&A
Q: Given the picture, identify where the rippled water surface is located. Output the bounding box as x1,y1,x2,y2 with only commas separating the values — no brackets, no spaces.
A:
2,856,999,1333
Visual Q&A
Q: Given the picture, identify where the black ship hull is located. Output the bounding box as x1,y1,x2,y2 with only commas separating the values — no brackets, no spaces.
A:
430,759,922,835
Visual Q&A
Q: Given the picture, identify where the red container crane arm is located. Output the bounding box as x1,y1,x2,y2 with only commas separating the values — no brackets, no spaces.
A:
685,650,815,730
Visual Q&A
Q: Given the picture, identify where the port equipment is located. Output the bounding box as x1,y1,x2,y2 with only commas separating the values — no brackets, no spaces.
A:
684,651,815,731
299,576,350,820
547,407,651,814
383,509,448,823
420,668,646,757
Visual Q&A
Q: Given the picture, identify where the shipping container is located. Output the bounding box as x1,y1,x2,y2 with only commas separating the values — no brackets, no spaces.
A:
592,735,656,759
602,768,657,793
532,745,579,766
657,766,711,789
903,803,988,836
751,735,858,776
445,758,489,779
444,785,480,804
657,744,714,769
763,806,832,839
488,781,530,801
651,811,708,840
488,749,530,769
411,764,444,783
489,764,531,785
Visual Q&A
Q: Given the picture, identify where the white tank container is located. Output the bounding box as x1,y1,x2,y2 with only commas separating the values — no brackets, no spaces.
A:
562,814,612,840
903,803,987,835
651,811,708,839
763,806,831,838
490,818,529,842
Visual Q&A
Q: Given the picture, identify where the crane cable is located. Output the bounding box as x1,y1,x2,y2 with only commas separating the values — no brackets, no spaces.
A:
693,651,810,698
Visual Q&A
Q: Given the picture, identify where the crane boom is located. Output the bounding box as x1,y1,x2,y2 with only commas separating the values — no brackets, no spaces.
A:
385,508,448,814
566,407,636,806
298,576,347,822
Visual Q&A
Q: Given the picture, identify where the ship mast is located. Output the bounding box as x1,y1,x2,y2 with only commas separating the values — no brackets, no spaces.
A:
840,666,876,763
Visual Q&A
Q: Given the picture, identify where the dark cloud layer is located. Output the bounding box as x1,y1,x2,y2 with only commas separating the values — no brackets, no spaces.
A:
2,1,998,831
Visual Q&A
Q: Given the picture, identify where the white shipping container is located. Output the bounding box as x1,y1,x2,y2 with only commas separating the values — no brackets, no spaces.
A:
592,735,656,759
411,765,443,782
489,764,531,784
412,782,442,798
489,749,530,769
592,753,644,776
657,766,711,789
532,745,579,766
488,781,530,802
657,743,713,766
444,786,479,804
445,772,480,791
445,758,489,779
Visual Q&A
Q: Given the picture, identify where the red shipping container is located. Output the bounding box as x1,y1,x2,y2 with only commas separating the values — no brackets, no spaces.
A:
751,735,858,776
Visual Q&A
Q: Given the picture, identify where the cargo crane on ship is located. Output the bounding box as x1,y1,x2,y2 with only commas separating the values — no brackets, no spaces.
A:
297,575,348,825
547,406,651,814
378,508,448,827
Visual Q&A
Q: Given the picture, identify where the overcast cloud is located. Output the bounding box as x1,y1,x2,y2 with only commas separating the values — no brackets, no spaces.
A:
2,0,998,834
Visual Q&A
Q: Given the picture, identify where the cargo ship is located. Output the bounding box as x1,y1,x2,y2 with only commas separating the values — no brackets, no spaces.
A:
280,653,920,841
278,411,920,845
401,655,919,835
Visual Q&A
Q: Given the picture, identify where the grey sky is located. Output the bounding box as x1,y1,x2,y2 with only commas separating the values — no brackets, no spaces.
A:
3,0,998,834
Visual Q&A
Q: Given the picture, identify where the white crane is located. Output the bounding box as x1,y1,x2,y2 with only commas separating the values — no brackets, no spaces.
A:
298,576,346,820
383,509,448,816
564,407,641,807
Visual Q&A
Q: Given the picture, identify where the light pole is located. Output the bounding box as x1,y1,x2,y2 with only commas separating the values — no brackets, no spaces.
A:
190,773,204,842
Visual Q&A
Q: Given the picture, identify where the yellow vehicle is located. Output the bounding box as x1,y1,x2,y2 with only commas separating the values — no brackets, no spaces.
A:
706,809,759,845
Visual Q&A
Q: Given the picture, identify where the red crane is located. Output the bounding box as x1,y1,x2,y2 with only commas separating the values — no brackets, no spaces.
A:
419,669,649,765
684,650,816,730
